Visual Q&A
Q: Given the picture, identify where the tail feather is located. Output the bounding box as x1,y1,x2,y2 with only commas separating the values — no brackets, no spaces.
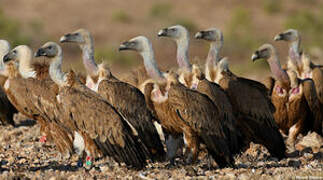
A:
94,128,151,169
200,134,234,168
238,117,286,160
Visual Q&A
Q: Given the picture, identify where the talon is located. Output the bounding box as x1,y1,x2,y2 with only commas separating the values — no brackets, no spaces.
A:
39,136,47,143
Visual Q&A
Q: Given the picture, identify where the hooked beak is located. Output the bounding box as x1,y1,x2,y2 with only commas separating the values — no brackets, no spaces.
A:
251,51,260,62
274,33,284,41
59,33,72,43
119,41,131,51
3,53,13,63
157,28,168,37
194,31,205,39
35,48,46,57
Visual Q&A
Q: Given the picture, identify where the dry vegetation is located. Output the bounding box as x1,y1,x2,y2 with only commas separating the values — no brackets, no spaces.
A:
0,0,323,179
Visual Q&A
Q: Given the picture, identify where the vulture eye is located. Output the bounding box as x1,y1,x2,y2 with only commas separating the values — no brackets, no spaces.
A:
12,50,17,54
48,46,53,50
75,33,80,36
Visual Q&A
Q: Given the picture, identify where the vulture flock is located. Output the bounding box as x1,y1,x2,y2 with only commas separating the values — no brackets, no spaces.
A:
0,26,322,170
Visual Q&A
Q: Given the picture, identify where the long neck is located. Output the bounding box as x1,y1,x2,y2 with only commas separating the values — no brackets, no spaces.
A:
288,40,301,67
176,36,191,71
49,50,67,86
19,50,36,79
140,47,164,81
80,38,98,77
206,41,222,67
267,52,289,84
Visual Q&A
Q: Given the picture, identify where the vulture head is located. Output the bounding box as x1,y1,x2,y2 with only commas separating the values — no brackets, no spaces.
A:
195,28,223,43
274,29,300,42
251,44,276,62
60,28,91,45
0,40,11,72
0,40,11,59
3,45,33,64
119,36,152,53
157,25,189,41
35,42,62,59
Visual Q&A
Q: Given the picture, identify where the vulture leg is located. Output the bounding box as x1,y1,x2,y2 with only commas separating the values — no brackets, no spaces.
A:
73,131,85,167
183,130,199,164
165,133,183,166
286,124,302,152
37,116,50,143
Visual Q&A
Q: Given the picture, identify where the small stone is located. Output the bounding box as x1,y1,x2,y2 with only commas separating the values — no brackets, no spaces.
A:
296,132,323,153
303,153,313,160
288,160,301,168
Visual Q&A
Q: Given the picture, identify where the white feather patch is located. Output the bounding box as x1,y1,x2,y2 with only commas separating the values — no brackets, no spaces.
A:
73,131,85,156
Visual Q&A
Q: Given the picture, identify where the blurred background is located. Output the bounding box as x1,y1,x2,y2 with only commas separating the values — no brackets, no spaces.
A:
0,0,322,80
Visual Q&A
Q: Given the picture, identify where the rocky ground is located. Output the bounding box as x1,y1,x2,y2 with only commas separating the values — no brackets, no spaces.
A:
0,114,322,180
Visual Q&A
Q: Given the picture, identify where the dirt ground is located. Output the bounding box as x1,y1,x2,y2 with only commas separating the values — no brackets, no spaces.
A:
0,114,322,179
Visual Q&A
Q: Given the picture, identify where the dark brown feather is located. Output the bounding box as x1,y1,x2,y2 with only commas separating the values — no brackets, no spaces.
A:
97,74,165,161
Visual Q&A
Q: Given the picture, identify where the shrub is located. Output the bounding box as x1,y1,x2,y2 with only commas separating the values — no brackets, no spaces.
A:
284,9,323,48
173,18,197,32
112,10,132,23
150,3,172,18
263,0,282,15
95,46,137,67
0,9,31,46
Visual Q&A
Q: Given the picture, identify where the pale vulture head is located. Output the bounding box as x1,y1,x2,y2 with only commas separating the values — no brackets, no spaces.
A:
3,45,33,63
157,25,189,41
274,29,300,42
195,27,224,43
119,36,152,53
0,40,11,72
0,40,11,59
35,42,62,59
60,28,92,46
251,44,277,62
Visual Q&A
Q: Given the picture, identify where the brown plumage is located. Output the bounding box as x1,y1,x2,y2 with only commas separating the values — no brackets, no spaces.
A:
195,28,286,159
119,65,150,88
60,29,165,161
119,36,234,168
3,45,74,156
95,65,165,161
215,62,285,158
158,25,239,155
252,44,322,151
35,42,151,169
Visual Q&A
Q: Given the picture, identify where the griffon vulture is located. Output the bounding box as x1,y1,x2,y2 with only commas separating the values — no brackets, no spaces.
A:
60,29,165,161
35,42,151,169
274,29,323,104
3,45,74,156
195,28,286,159
157,25,239,154
252,44,322,150
119,36,234,168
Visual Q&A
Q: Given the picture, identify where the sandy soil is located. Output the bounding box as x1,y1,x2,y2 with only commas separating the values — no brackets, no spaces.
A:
0,114,322,179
